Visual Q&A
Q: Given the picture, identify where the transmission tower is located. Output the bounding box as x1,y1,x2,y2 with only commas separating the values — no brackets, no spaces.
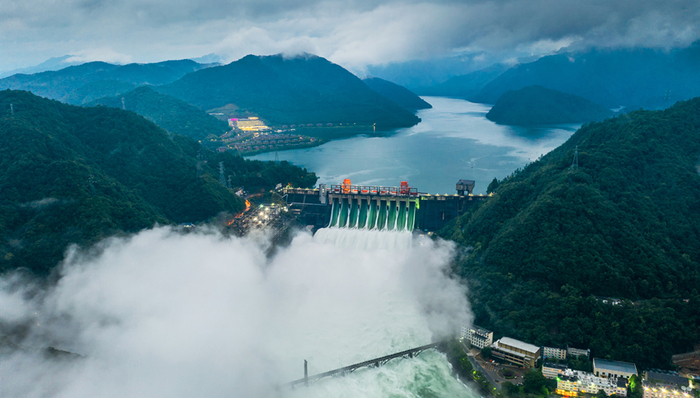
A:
274,150,280,163
10,103,14,116
219,161,226,186
227,175,232,189
121,97,126,110
570,145,579,172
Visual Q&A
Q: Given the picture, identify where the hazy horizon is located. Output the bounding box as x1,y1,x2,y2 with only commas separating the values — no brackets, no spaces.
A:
2,0,698,75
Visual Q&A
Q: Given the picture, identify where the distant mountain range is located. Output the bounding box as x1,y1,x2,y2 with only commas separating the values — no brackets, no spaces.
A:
0,59,208,104
486,85,614,125
362,77,431,111
415,64,508,99
0,90,316,274
381,42,700,112
0,54,424,138
472,44,700,110
158,54,421,129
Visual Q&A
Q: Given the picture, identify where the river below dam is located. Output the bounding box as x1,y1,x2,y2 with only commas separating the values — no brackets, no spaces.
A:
249,97,579,194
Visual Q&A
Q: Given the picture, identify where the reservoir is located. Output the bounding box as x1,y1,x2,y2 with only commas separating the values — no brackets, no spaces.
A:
249,97,579,194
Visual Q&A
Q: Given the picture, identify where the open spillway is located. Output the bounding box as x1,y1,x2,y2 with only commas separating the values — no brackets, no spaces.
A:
328,198,418,232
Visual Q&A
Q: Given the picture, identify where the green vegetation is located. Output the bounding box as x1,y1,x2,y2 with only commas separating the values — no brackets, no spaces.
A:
0,90,316,274
486,86,614,125
89,86,230,142
500,371,556,398
0,60,206,104
441,98,700,369
362,77,432,111
158,54,421,129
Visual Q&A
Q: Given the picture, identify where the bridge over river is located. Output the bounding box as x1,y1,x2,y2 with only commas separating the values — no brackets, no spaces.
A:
284,342,444,388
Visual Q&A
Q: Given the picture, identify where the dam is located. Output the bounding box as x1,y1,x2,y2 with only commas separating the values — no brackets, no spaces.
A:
282,179,490,232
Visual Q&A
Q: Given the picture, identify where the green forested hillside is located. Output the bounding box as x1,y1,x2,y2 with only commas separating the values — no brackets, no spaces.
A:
442,98,700,368
486,85,614,125
89,86,230,142
0,90,316,274
362,77,431,111
0,60,207,104
158,54,421,129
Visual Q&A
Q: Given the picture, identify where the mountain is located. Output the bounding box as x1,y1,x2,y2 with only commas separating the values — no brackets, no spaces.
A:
441,97,700,368
471,43,700,109
158,54,421,129
0,60,208,104
0,55,82,79
88,86,229,142
485,85,614,125
416,64,508,99
362,77,432,111
0,90,317,274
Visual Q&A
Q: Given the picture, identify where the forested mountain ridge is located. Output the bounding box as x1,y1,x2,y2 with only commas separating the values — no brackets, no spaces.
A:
441,97,700,368
486,85,614,125
158,54,421,128
470,44,700,109
0,90,316,274
362,77,432,111
0,59,207,104
88,86,230,142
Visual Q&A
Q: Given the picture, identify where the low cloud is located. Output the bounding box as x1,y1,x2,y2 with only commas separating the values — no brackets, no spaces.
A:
0,226,471,397
1,0,697,73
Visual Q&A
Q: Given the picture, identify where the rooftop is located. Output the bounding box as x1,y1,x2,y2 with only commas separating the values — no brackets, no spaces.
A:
499,337,540,354
594,358,638,375
645,371,690,387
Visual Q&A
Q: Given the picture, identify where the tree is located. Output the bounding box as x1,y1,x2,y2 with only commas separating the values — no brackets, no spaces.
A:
487,178,499,194
503,381,522,397
596,389,608,398
481,346,493,359
523,370,548,395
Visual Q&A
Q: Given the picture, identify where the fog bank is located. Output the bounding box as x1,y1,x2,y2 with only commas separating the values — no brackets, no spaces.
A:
0,226,472,397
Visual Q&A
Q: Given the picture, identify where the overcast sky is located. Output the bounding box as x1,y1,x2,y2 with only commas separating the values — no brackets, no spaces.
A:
1,0,698,74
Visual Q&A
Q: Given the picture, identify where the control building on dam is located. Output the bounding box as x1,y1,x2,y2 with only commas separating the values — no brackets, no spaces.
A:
282,179,490,232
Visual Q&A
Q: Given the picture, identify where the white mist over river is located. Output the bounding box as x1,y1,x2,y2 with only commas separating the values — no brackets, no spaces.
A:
0,227,476,397
250,97,579,194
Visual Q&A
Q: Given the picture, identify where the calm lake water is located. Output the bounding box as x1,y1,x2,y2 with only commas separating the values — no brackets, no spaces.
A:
249,97,579,195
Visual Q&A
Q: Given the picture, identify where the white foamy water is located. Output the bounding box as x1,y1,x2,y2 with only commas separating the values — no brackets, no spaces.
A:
313,227,414,250
0,227,475,398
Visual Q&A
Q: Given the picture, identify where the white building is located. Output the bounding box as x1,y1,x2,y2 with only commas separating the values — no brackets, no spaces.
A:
461,325,494,349
543,362,568,379
543,346,567,360
491,337,541,368
568,347,591,359
594,358,638,379
557,369,628,397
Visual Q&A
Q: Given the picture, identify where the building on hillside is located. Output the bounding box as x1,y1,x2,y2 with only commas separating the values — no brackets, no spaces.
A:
643,371,693,398
491,337,541,368
556,369,628,397
543,346,567,360
543,362,568,379
567,347,591,359
461,325,493,349
593,358,638,379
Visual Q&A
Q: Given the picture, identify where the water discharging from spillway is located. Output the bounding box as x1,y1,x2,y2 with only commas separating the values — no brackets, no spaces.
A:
291,224,477,398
